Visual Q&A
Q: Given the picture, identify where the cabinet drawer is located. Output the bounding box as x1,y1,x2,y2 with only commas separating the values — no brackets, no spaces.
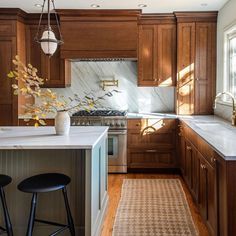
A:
128,149,176,168
128,118,176,132
128,131,175,149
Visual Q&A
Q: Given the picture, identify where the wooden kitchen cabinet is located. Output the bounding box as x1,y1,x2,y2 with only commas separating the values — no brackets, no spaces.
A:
138,22,176,86
0,36,17,125
127,118,177,169
26,24,71,88
198,153,217,236
0,12,26,125
179,121,217,236
176,12,217,115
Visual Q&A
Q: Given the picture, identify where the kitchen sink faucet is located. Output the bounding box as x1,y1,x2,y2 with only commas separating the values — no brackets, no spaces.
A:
213,92,236,126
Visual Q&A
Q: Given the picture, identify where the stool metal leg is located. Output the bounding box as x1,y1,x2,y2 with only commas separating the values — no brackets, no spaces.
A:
26,193,37,236
62,188,75,236
0,187,13,236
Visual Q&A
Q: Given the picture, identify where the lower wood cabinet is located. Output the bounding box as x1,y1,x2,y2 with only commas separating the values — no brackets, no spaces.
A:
198,153,217,236
128,149,176,169
127,118,177,169
178,121,217,236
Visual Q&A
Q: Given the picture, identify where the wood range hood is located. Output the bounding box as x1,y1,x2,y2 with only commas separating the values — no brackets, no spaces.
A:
57,9,141,60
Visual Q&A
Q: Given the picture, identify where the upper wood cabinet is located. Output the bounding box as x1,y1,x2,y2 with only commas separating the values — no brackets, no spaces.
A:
138,19,176,86
0,36,17,125
176,12,217,115
26,24,71,88
0,11,27,125
58,10,139,59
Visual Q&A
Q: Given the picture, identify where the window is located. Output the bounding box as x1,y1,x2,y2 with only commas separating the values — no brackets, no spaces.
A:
224,26,236,100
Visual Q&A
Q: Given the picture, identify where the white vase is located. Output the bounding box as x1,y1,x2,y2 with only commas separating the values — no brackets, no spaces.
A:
55,111,70,135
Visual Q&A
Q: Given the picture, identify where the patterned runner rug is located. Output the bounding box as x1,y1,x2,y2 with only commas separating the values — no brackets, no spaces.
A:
112,179,199,236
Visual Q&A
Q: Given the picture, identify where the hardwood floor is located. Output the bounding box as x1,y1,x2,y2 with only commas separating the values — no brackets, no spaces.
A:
101,173,209,236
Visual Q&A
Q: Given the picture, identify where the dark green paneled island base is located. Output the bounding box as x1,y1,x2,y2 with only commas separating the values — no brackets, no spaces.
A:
0,126,109,236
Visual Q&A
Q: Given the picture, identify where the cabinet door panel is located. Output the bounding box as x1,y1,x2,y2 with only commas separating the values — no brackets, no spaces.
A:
177,23,195,115
205,160,217,236
195,22,216,114
0,37,16,125
157,24,176,86
138,25,156,86
128,149,175,168
185,141,193,189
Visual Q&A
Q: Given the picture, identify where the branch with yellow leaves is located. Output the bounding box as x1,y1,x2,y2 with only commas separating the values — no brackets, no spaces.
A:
7,56,120,127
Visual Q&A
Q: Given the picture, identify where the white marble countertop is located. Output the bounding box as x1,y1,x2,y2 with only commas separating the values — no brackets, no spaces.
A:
127,112,177,119
0,126,108,150
179,115,236,160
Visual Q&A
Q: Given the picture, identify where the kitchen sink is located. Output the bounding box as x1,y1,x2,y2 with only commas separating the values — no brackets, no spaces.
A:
195,123,233,134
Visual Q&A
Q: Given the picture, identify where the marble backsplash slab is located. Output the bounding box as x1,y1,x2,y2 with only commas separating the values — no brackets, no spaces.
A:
48,61,175,113
214,102,233,122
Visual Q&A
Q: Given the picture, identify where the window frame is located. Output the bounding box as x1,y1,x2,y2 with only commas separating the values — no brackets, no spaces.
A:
223,25,236,103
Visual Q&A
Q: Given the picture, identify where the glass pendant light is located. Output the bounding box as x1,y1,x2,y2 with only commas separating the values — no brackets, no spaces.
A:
35,0,63,57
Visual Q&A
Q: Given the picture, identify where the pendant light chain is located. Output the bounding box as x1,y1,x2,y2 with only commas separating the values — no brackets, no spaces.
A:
52,0,63,44
35,0,46,42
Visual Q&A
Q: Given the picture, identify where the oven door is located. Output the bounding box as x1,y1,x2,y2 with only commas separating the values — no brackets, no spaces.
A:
108,130,127,173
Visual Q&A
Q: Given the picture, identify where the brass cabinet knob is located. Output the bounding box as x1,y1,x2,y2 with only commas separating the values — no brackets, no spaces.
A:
178,132,182,136
186,146,192,150
136,123,140,127
211,157,216,163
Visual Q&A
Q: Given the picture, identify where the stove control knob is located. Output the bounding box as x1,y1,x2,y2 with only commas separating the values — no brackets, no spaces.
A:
110,122,114,127
116,121,121,127
121,122,126,127
105,121,110,126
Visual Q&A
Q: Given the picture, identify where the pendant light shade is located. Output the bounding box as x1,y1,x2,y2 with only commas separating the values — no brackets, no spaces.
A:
40,29,58,56
35,0,63,57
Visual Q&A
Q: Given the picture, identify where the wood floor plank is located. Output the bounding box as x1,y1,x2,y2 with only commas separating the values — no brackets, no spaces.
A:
101,174,209,236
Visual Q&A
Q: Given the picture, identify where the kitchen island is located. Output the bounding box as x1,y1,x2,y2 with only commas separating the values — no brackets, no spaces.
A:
0,126,109,236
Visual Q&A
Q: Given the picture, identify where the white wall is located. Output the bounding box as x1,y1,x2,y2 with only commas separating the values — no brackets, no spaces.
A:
215,0,236,121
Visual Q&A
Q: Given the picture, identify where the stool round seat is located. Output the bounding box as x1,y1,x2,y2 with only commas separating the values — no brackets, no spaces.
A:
18,173,71,193
0,174,12,188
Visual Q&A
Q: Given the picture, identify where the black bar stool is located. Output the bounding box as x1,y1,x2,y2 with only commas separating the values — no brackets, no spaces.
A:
0,174,13,236
18,173,75,236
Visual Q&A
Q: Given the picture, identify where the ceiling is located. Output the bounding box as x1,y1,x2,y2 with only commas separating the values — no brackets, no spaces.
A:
0,0,229,13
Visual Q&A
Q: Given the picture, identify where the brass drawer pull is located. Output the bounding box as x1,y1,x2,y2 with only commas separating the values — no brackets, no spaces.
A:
146,150,157,153
178,133,182,136
136,123,141,127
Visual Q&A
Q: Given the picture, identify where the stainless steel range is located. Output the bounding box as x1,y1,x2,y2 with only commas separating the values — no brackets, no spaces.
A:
71,110,127,173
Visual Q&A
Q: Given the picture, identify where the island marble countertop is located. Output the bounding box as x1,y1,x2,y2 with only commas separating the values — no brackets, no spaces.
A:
180,115,236,160
0,126,108,150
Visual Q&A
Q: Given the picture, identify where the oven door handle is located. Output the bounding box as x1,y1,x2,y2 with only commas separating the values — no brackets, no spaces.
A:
108,130,127,135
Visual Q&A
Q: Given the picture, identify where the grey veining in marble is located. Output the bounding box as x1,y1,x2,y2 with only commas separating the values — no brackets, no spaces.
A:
180,115,236,160
47,61,175,113
0,126,108,149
